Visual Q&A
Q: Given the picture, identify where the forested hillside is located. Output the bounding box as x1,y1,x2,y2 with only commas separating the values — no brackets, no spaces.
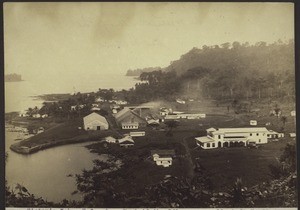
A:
126,67,162,76
129,40,295,102
165,40,294,76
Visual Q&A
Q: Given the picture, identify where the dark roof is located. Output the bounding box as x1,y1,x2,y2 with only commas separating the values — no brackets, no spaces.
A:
150,149,175,156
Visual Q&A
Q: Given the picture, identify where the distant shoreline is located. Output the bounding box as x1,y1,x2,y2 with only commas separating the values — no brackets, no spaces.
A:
5,79,24,82
5,73,23,82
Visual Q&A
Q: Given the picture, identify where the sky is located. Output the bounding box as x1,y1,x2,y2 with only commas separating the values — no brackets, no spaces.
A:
4,2,294,78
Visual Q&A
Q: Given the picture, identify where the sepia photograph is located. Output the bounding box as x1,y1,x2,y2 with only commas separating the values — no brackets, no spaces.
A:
3,2,297,208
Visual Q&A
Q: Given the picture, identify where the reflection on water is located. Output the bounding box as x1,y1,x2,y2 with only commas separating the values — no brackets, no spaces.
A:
5,73,135,202
6,131,105,202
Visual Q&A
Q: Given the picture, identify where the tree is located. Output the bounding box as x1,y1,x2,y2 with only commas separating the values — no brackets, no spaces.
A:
280,116,287,128
164,120,179,137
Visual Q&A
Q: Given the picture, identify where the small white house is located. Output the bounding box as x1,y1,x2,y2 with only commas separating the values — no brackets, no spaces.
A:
250,120,257,126
165,114,179,120
37,127,45,134
95,97,104,102
32,114,41,118
115,100,128,105
160,110,169,116
178,113,206,119
41,114,48,118
290,133,296,138
118,136,135,147
147,119,160,125
83,112,109,130
129,131,146,137
105,136,117,143
176,99,186,104
291,111,296,116
154,157,173,167
91,107,101,111
267,130,284,139
92,103,99,108
121,122,139,130
71,105,77,111
151,150,175,167
112,109,118,114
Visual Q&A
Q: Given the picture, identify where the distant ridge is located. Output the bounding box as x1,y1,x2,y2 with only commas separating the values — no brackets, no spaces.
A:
126,67,162,76
5,73,23,82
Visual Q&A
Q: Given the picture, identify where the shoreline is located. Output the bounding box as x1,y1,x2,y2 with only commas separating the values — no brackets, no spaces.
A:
6,118,118,155
9,136,103,154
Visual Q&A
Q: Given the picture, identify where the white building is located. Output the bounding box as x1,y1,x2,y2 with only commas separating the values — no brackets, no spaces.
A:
121,122,139,129
178,113,206,119
267,130,284,139
105,136,117,143
95,97,104,102
83,112,109,130
91,107,101,111
118,136,135,147
291,110,296,116
41,114,49,118
32,114,41,118
115,100,128,105
176,99,186,104
151,150,175,167
130,131,146,137
37,127,45,134
165,114,180,120
195,127,273,149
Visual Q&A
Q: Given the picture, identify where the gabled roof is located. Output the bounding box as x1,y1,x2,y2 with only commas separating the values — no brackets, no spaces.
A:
195,136,215,143
147,119,160,125
206,127,217,132
118,136,135,144
83,112,108,125
150,149,175,156
114,107,146,123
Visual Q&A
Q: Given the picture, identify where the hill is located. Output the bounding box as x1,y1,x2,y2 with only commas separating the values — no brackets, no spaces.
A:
165,40,294,76
126,67,162,76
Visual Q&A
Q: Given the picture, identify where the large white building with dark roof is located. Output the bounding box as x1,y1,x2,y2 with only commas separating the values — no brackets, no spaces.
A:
195,127,278,149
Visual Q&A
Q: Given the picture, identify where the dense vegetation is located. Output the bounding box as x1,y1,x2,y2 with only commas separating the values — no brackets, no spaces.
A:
125,66,162,76
128,40,295,102
23,40,295,118
6,143,297,207
6,39,296,207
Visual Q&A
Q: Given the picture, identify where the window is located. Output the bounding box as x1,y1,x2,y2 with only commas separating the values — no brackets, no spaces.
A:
259,139,261,142
207,143,210,147
250,133,252,136
257,133,259,136
212,143,215,147
218,135,221,139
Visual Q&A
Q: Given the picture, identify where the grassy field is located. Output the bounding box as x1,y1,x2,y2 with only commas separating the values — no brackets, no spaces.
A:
189,138,295,191
10,117,118,153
